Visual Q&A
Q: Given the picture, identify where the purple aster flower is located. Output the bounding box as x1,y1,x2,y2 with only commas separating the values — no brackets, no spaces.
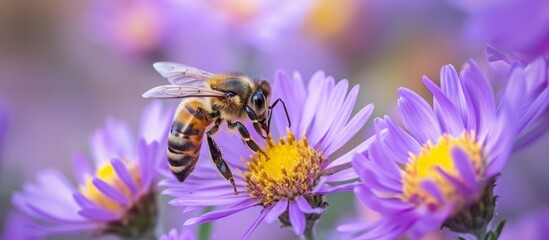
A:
500,208,549,240
340,60,523,239
487,48,549,150
11,101,173,238
160,71,374,239
174,0,314,50
86,0,182,56
159,228,196,240
451,0,549,59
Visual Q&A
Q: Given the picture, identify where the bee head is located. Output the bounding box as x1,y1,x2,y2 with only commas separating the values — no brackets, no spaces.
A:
249,80,271,119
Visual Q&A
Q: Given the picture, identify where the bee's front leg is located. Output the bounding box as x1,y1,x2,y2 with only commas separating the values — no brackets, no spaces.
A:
227,121,268,159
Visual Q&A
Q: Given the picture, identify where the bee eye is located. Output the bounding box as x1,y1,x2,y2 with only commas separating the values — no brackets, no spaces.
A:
225,92,237,98
252,93,265,108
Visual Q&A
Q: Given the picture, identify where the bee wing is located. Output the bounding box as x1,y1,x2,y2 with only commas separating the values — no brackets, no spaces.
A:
142,85,225,99
153,62,215,86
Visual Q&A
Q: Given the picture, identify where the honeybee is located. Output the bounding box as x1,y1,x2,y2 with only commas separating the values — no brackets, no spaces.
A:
143,62,290,195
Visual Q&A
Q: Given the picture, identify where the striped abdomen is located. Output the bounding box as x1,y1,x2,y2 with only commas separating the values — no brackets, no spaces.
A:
167,99,212,181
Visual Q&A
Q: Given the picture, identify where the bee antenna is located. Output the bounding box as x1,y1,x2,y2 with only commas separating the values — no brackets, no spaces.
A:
268,98,291,133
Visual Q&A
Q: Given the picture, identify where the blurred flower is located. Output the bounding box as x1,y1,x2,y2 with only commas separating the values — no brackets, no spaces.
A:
159,228,196,240
487,48,549,150
451,0,549,59
2,210,42,240
177,0,314,50
340,60,521,239
161,71,374,238
86,0,181,56
500,208,549,240
11,102,173,238
303,0,359,42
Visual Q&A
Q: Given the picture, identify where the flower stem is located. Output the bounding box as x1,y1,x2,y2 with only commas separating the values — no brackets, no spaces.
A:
198,207,214,240
301,219,317,240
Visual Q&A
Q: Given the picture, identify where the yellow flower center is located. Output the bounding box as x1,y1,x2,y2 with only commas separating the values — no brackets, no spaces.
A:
80,161,141,212
245,131,325,206
402,132,485,210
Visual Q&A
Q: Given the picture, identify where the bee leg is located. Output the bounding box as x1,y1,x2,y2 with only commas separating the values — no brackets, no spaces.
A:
207,119,238,195
227,121,269,159
245,105,268,139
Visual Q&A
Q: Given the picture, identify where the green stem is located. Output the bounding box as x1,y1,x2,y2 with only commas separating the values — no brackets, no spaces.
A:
301,219,317,240
198,206,214,240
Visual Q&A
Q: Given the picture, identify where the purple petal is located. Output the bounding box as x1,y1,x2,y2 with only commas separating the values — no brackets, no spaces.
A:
72,192,102,210
353,186,411,212
289,202,305,235
323,84,360,147
241,208,268,240
307,76,336,146
460,60,497,140
13,194,84,224
110,158,138,195
337,221,369,232
354,158,402,193
139,140,158,190
423,76,465,136
354,216,414,240
408,204,453,239
265,199,288,223
34,169,76,203
324,167,358,183
324,104,374,156
311,79,349,150
72,153,92,185
272,71,305,136
168,195,248,206
327,134,376,170
184,199,258,225
451,147,477,188
139,101,172,143
398,88,441,144
514,111,549,150
295,196,323,214
299,71,326,136
440,65,469,124
31,223,99,236
78,208,118,221
368,121,402,179
92,178,129,206
376,116,421,164
314,182,358,194
436,167,477,197
518,88,549,134
420,180,445,204
499,66,527,127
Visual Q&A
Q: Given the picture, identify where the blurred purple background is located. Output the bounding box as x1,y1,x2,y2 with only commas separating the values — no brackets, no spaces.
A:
0,0,547,238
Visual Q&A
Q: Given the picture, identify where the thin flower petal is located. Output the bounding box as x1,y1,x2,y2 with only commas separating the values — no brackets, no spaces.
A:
295,196,323,214
78,208,118,221
265,199,288,223
289,202,305,235
91,178,129,207
398,88,441,143
184,199,258,225
241,208,268,240
423,76,465,135
72,153,92,185
451,148,477,188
